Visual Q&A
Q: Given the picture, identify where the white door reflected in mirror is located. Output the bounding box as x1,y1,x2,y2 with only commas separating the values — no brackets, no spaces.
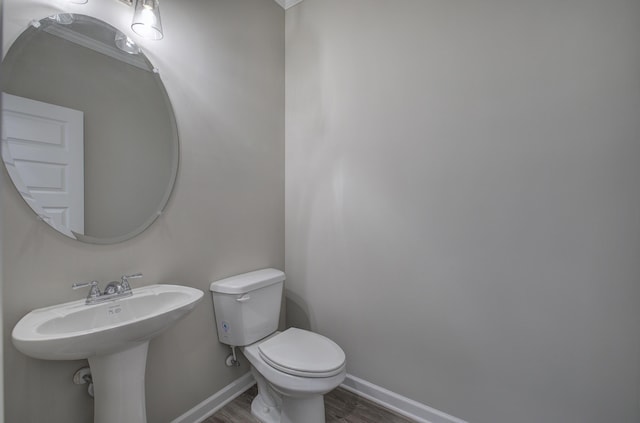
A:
2,93,85,238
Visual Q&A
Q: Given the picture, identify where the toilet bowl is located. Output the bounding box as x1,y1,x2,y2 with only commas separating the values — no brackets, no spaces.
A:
210,269,347,423
242,328,346,423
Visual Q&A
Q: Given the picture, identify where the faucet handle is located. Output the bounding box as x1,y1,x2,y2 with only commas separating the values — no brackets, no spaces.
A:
120,273,142,291
72,281,101,300
72,280,98,289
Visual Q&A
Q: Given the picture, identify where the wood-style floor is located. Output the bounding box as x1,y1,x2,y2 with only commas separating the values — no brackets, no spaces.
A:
204,385,416,423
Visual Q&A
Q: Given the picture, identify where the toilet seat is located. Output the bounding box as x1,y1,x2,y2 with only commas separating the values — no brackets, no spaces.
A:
258,328,345,378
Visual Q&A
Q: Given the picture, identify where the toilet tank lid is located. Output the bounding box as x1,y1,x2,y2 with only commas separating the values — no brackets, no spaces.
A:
210,268,285,294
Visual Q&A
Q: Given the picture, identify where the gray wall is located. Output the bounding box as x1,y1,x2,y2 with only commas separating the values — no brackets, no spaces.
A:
2,29,175,239
285,1,640,423
2,0,283,422
0,1,4,416
0,155,3,421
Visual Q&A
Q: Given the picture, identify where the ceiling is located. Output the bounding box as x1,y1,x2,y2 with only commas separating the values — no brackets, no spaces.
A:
272,0,305,10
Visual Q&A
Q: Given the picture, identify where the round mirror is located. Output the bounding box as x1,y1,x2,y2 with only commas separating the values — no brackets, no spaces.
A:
1,13,178,244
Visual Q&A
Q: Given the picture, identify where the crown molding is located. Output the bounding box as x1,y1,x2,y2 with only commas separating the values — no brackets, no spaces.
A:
273,0,305,10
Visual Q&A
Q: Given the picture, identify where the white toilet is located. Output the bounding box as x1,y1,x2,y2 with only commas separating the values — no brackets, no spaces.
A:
210,269,346,423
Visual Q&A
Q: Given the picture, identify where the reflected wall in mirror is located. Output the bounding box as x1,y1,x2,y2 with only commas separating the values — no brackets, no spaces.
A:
1,14,178,244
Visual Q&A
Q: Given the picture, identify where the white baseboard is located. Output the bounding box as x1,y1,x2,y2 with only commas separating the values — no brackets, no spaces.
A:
341,373,468,423
171,371,467,423
170,372,256,423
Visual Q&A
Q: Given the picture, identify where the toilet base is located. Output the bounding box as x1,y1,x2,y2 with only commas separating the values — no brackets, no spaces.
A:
251,393,280,423
250,391,326,423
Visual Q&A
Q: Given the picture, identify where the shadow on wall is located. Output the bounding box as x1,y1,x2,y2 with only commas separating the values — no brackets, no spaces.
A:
284,289,312,331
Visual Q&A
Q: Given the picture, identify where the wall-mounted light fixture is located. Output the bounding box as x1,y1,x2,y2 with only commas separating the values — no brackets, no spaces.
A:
131,0,163,40
115,31,141,54
51,13,75,24
69,0,164,40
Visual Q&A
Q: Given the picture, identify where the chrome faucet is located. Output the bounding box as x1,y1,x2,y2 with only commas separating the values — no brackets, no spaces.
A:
121,273,143,291
72,280,101,304
103,280,128,295
73,273,143,305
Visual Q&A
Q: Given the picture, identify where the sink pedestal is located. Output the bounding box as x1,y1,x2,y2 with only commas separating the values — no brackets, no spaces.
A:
12,284,204,423
89,342,149,423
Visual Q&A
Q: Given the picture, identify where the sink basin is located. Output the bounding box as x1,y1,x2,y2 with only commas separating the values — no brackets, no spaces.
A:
13,284,203,360
12,283,203,423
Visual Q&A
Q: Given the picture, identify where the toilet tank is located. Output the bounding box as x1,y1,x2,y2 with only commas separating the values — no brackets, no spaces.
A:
210,268,285,347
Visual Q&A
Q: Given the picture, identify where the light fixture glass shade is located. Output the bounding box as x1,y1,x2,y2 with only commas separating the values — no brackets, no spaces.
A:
131,0,163,40
115,31,140,54
51,13,75,25
69,0,88,4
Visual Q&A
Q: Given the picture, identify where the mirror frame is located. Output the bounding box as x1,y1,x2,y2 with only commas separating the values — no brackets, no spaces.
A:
1,13,179,245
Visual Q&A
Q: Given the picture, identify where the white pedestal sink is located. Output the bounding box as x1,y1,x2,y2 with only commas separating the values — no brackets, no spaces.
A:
12,284,204,423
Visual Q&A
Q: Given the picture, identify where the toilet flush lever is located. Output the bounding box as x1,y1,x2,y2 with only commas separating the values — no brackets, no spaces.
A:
236,294,251,303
